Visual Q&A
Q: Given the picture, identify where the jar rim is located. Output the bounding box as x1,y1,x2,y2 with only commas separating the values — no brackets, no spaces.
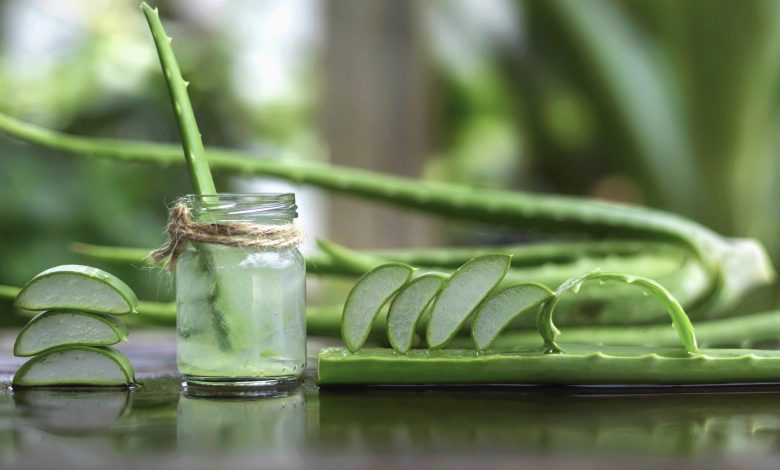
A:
183,193,297,222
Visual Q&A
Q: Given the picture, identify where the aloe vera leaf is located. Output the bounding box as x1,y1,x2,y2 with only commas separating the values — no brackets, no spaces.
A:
538,272,698,354
318,344,780,385
471,283,554,351
141,2,215,195
72,239,675,270
14,265,138,315
387,273,447,353
426,254,512,349
14,311,128,357
13,346,135,387
316,239,391,273
341,263,414,352
0,114,772,305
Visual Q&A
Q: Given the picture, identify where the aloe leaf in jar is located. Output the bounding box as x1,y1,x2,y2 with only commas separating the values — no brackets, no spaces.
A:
175,193,306,388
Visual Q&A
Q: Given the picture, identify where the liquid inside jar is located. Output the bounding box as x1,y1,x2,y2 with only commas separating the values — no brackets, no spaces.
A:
174,193,306,388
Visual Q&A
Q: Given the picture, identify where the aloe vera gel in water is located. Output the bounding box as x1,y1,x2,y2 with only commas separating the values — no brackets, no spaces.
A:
175,194,306,388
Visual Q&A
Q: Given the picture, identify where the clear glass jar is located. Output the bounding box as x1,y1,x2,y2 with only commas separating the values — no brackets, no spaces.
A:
175,193,306,389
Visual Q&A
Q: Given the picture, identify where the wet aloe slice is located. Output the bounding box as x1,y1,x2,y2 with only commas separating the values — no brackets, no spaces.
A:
15,265,138,315
471,283,554,351
13,346,135,387
14,311,128,357
426,254,512,349
342,263,414,352
387,273,447,353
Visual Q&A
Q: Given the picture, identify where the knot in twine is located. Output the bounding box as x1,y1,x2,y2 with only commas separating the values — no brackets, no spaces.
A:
150,202,302,270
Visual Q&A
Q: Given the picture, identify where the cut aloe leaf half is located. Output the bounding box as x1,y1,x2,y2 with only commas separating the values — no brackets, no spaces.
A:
342,263,414,352
471,283,554,351
13,346,135,387
387,273,447,353
14,311,128,357
538,272,698,354
15,265,138,315
426,254,512,349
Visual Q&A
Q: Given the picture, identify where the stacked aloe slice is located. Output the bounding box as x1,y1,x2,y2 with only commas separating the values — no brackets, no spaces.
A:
12,265,137,387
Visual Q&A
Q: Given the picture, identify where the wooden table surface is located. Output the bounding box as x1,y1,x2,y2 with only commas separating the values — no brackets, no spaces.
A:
1,330,780,470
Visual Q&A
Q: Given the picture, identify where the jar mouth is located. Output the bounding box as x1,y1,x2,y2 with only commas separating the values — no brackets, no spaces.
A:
183,193,297,223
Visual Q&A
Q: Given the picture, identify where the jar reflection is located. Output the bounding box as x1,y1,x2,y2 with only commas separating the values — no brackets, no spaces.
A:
177,386,306,454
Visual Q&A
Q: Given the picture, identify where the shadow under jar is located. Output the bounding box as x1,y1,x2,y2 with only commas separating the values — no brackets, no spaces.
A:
175,194,306,390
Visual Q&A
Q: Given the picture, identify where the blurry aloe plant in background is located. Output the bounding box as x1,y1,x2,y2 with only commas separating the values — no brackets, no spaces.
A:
1,0,779,322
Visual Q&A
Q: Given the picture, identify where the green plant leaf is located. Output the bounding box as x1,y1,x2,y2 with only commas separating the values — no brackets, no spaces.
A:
471,283,554,351
341,263,414,352
14,311,128,357
426,254,512,349
15,265,138,315
13,346,135,387
141,2,216,195
387,273,447,353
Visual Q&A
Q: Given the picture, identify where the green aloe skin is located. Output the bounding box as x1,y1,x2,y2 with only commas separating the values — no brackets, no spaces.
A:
319,257,780,386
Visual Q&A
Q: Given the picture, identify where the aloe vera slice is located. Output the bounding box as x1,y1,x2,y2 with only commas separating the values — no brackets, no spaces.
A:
318,344,780,385
471,283,554,351
426,254,512,349
14,311,128,357
15,265,138,315
387,273,447,353
13,346,135,387
342,263,414,352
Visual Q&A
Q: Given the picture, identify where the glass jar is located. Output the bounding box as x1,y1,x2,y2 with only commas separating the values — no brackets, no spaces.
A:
175,193,306,389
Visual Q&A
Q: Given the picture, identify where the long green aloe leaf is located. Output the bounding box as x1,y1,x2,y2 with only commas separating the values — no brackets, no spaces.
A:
14,311,128,357
341,263,414,352
471,283,553,351
15,265,138,315
13,346,135,387
387,273,447,353
0,114,772,310
318,344,780,385
426,254,511,348
141,2,215,195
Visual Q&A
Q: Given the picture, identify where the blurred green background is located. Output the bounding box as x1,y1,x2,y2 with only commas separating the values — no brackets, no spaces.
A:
1,0,779,321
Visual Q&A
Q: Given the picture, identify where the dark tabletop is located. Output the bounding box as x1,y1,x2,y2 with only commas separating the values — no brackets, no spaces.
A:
2,330,780,469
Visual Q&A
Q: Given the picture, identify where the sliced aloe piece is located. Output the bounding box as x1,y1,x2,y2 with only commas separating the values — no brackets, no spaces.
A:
15,265,138,315
13,346,135,387
14,311,128,357
387,273,447,353
471,283,554,351
342,263,414,352
426,254,512,349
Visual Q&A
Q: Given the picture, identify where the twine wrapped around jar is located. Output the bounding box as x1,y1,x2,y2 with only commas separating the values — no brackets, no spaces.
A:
150,201,303,271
